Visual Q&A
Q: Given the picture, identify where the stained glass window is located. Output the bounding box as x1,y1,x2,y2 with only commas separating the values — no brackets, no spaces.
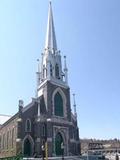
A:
50,64,53,76
26,119,31,132
54,92,63,117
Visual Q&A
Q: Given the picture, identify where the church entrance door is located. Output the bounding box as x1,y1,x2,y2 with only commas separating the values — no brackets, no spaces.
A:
55,132,64,156
24,138,31,157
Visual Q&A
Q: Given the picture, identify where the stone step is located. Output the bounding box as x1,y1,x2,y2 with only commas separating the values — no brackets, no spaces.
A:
23,156,82,160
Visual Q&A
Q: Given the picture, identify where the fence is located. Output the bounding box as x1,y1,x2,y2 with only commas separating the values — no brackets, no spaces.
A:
0,154,23,160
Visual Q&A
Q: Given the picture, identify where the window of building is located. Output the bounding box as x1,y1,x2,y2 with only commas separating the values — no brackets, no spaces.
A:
25,119,31,132
11,128,14,148
6,131,9,149
10,130,11,147
2,134,5,150
50,64,53,76
46,68,47,77
42,125,46,137
54,92,63,117
43,65,45,78
55,64,59,79
55,132,64,156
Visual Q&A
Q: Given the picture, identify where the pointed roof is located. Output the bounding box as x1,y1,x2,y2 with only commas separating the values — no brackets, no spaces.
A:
45,2,57,51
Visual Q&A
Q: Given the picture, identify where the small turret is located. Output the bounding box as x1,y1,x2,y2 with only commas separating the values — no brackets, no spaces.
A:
64,56,68,84
36,59,40,86
18,100,24,113
73,94,77,120
36,59,40,97
18,99,23,120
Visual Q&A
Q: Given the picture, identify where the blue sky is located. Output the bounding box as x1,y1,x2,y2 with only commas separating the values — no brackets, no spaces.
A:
0,0,120,139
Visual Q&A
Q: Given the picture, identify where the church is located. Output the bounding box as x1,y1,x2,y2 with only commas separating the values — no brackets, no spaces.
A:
0,2,80,158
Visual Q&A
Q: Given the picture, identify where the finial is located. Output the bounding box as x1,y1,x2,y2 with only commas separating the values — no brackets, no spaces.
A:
73,93,76,105
19,100,24,107
37,59,40,72
64,55,68,84
64,55,68,71
36,58,40,97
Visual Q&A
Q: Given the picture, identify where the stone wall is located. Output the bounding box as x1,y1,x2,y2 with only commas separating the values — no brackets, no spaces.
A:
0,116,19,158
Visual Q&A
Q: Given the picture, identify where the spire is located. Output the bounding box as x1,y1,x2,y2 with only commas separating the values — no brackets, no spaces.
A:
45,1,57,52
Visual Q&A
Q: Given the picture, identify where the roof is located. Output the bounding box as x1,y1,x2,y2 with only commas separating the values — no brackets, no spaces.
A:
0,114,12,125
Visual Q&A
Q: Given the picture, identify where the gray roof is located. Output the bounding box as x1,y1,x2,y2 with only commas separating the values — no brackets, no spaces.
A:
0,114,11,125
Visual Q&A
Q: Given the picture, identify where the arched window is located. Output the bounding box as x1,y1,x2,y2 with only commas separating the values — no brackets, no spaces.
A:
54,92,63,117
3,134,5,149
25,119,31,132
6,131,9,149
23,135,34,157
55,64,59,79
42,125,46,137
43,65,45,78
11,128,14,148
24,138,31,157
50,64,53,76
9,130,11,147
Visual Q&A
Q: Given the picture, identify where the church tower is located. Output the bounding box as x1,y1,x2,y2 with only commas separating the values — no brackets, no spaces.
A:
37,1,68,97
34,2,80,157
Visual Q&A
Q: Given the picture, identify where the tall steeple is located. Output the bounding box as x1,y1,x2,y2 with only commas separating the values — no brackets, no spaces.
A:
37,2,68,97
45,1,57,51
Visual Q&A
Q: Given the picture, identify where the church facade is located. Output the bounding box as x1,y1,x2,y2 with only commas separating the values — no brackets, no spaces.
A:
0,2,80,158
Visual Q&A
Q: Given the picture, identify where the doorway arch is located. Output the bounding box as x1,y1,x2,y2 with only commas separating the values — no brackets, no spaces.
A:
23,135,34,157
55,132,64,156
24,138,31,157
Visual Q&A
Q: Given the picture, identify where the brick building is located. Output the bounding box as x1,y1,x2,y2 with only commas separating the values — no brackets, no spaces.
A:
0,2,80,158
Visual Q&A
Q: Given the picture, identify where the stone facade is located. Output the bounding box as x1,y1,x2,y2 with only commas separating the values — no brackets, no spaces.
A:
0,2,81,158
0,81,80,158
0,114,18,158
